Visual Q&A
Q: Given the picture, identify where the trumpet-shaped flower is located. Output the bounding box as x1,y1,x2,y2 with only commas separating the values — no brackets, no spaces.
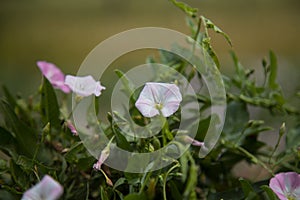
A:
22,175,63,200
93,146,113,186
65,75,105,97
37,61,71,93
183,135,205,147
135,82,182,117
93,146,110,171
269,172,300,200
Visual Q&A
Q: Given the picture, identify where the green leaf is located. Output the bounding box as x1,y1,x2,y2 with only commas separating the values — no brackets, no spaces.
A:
64,142,85,163
230,51,246,80
15,155,34,172
196,116,211,141
223,101,249,140
112,113,133,151
169,181,183,200
115,70,136,100
2,86,34,126
41,77,61,130
169,0,197,17
77,156,96,171
113,177,127,190
260,185,278,200
115,190,124,200
2,85,17,108
10,159,30,189
0,189,19,200
239,178,255,197
0,126,16,151
183,164,198,199
124,193,147,200
0,100,37,158
100,186,110,200
201,16,232,46
180,152,188,182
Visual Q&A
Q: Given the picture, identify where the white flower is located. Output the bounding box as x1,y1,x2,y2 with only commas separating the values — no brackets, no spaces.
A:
65,75,105,97
22,175,63,200
135,82,182,117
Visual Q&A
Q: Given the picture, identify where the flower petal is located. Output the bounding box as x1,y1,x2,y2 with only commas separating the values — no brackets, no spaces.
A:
37,61,71,93
269,172,300,200
65,75,105,97
181,135,205,147
22,175,63,200
135,82,182,117
93,146,110,170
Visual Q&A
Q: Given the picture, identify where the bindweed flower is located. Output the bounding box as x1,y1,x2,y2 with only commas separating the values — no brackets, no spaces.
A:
269,172,300,200
22,175,63,200
93,145,113,186
135,82,182,117
183,135,205,147
66,120,78,136
65,75,105,97
37,61,71,93
93,146,110,171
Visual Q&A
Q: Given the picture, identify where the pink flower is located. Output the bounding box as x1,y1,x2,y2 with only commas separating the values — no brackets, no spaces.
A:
37,61,71,93
22,175,63,200
183,135,205,147
93,146,113,186
66,120,78,136
93,146,110,170
269,172,300,200
65,75,105,97
135,82,182,117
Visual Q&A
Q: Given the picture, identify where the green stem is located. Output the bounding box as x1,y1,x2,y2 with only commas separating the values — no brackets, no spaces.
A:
163,162,180,200
268,135,282,165
237,146,274,175
235,126,247,146
139,171,152,194
85,181,89,200
66,97,81,120
269,123,285,165
32,122,50,162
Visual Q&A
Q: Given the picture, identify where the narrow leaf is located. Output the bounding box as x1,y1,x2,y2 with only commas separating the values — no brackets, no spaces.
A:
239,178,254,196
202,16,232,46
41,77,61,130
260,185,277,200
169,0,198,17
0,100,37,158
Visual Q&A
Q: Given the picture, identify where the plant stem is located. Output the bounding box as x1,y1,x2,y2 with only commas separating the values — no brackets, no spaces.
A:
163,162,180,200
237,146,274,175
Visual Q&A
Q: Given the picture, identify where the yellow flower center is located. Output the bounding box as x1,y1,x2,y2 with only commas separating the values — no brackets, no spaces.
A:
155,103,163,110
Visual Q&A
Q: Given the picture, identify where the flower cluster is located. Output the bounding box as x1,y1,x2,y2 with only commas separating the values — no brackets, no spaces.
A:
35,60,205,194
37,61,105,97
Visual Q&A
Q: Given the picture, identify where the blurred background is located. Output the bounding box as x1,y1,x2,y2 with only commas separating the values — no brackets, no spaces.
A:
1,0,300,96
1,0,299,181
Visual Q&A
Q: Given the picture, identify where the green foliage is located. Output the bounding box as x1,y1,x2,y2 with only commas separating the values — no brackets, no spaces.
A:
41,77,61,130
169,0,197,17
0,1,299,200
